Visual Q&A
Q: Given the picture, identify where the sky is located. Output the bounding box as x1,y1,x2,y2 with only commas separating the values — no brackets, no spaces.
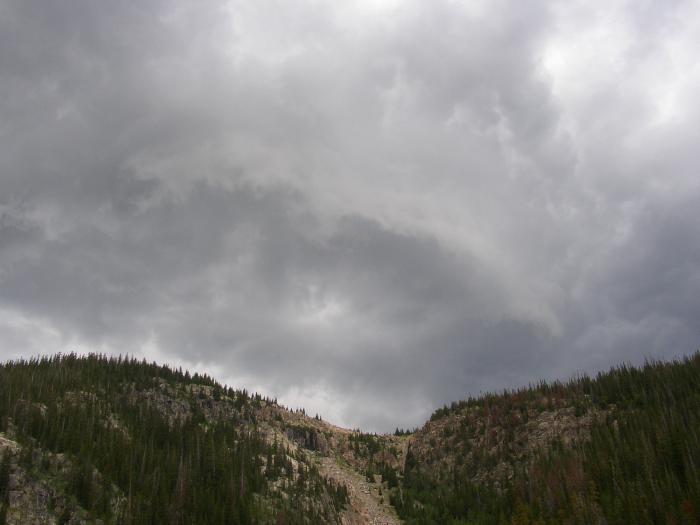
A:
1,0,699,432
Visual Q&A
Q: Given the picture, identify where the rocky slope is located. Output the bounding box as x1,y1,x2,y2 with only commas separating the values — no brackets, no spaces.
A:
2,352,699,524
0,354,404,524
407,398,609,490
392,354,700,524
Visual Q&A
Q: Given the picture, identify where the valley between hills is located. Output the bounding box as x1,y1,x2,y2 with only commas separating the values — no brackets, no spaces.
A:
1,352,699,524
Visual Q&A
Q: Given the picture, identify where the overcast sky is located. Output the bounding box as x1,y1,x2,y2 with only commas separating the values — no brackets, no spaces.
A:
1,0,699,432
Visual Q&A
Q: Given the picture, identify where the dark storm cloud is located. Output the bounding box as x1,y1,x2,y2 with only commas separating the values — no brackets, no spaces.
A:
1,0,699,430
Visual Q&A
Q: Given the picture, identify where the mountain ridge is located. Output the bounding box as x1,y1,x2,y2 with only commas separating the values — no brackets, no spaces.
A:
1,351,699,524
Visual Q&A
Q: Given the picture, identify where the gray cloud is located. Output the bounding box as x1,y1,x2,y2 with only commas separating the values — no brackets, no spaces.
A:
1,0,699,431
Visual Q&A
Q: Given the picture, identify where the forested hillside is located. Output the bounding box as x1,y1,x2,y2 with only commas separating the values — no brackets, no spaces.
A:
1,352,699,524
391,352,700,524
0,354,349,524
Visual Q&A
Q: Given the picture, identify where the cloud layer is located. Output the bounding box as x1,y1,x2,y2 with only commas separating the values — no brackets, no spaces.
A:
1,0,699,430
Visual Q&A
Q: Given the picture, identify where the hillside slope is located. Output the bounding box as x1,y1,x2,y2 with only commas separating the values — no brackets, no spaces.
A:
392,353,700,524
2,352,700,524
0,354,402,524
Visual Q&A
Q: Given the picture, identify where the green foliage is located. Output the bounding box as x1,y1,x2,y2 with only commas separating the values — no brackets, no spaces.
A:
0,353,347,524
0,451,9,501
0,450,9,524
396,352,700,524
376,461,398,488
348,431,382,459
